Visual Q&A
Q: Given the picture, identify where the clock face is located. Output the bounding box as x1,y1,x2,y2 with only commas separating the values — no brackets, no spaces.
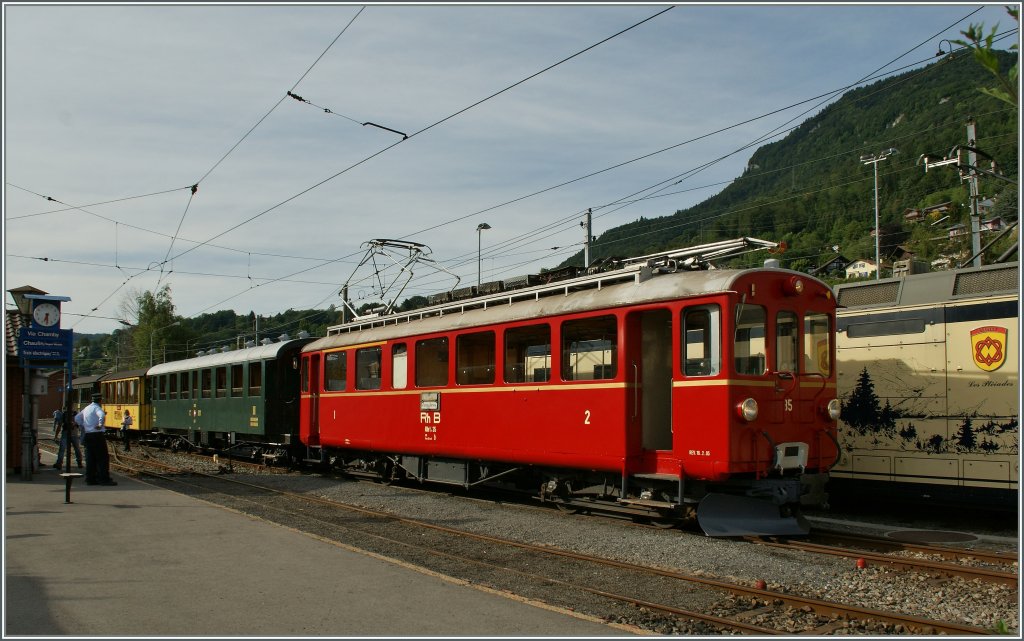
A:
32,302,61,327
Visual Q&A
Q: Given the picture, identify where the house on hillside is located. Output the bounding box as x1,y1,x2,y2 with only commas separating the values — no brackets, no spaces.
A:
845,259,879,279
810,254,850,278
981,216,1009,232
904,201,953,224
947,223,968,239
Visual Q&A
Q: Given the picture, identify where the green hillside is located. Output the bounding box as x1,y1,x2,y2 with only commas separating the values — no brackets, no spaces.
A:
571,51,1019,275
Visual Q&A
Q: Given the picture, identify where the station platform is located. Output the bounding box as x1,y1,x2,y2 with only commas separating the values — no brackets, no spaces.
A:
5,459,628,637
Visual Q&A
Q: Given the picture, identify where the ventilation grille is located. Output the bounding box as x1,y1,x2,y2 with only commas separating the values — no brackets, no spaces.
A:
953,266,1019,296
836,281,901,307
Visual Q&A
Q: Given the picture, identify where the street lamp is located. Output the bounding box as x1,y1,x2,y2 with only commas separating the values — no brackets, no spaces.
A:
860,148,898,280
150,321,181,367
476,223,491,288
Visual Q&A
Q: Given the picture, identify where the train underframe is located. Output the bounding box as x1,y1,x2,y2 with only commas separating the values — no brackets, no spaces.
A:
311,445,827,537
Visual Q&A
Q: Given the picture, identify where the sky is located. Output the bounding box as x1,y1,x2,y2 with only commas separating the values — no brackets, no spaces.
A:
3,2,1017,335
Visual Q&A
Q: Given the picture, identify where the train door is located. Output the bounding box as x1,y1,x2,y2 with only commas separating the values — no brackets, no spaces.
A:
626,309,673,455
308,353,321,445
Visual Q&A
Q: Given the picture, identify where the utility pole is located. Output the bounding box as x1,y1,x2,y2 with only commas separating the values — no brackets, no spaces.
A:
581,208,593,268
919,118,994,268
966,119,983,267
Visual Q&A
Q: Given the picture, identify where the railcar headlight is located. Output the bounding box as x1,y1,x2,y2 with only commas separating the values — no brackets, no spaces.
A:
826,399,841,421
737,398,758,422
783,276,805,296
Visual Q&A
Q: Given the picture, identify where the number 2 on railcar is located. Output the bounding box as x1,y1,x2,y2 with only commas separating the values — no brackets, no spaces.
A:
299,246,841,536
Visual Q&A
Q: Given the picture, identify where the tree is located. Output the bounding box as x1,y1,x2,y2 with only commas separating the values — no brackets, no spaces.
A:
953,7,1019,106
123,285,187,367
840,368,883,435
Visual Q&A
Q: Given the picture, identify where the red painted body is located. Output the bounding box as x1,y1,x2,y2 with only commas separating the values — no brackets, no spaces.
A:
299,266,839,490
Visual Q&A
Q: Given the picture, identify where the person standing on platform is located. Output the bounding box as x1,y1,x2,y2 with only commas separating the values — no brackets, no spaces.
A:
75,393,117,486
52,408,63,435
53,408,83,469
120,409,133,452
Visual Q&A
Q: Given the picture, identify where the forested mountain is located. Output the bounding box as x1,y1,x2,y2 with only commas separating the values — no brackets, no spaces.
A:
565,51,1019,274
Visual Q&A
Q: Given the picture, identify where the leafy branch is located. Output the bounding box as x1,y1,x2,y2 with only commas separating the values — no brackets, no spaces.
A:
953,7,1019,106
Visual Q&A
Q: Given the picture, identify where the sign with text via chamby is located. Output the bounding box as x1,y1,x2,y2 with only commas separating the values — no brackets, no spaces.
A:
18,327,73,364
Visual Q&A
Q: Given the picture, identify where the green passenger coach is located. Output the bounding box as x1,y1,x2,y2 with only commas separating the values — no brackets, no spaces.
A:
147,336,312,461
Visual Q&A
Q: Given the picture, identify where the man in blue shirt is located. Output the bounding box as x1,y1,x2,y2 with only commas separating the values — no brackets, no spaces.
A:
75,393,116,486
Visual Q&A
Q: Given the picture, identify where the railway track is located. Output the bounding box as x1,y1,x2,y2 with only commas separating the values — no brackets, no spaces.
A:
102,450,999,636
749,533,1019,586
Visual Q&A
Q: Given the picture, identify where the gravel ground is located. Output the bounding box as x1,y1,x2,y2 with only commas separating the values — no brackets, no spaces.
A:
120,447,1020,635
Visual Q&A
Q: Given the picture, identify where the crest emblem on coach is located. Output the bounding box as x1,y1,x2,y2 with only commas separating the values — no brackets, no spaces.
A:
970,326,1008,372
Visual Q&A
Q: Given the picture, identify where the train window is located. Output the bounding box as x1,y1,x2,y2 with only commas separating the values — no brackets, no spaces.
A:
415,337,449,387
248,362,262,396
804,312,832,375
846,318,926,338
129,379,138,404
734,305,767,375
324,351,347,392
504,325,551,383
158,376,167,401
356,347,383,390
180,372,190,400
561,316,617,381
456,331,495,385
776,311,799,373
682,306,721,376
168,374,177,400
215,367,227,398
392,344,408,389
231,364,243,397
192,371,199,400
301,357,310,393
201,370,212,399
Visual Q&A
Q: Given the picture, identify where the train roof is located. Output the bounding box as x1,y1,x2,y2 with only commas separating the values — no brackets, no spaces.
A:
71,374,103,386
306,264,823,352
834,261,1018,309
99,368,150,381
148,338,312,376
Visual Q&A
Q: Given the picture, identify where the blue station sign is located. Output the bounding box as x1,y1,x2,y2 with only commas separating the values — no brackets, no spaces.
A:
18,327,73,362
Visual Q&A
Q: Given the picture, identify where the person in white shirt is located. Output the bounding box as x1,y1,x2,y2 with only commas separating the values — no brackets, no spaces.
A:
75,393,116,486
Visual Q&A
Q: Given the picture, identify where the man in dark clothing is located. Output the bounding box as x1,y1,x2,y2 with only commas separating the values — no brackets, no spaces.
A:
75,393,117,486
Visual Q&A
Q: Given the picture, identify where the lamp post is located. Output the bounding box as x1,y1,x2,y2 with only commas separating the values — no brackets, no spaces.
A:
860,148,898,280
150,321,181,367
476,223,491,288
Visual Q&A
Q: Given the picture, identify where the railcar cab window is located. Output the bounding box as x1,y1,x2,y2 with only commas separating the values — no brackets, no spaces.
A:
734,305,767,375
561,316,617,381
504,324,551,383
682,306,720,376
416,337,449,387
391,343,408,390
231,364,244,397
804,312,832,375
248,362,262,396
325,351,347,391
301,357,310,393
776,311,799,373
456,331,495,385
356,346,383,390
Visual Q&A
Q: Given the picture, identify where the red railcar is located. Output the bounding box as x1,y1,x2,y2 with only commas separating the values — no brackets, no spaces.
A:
299,248,840,536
